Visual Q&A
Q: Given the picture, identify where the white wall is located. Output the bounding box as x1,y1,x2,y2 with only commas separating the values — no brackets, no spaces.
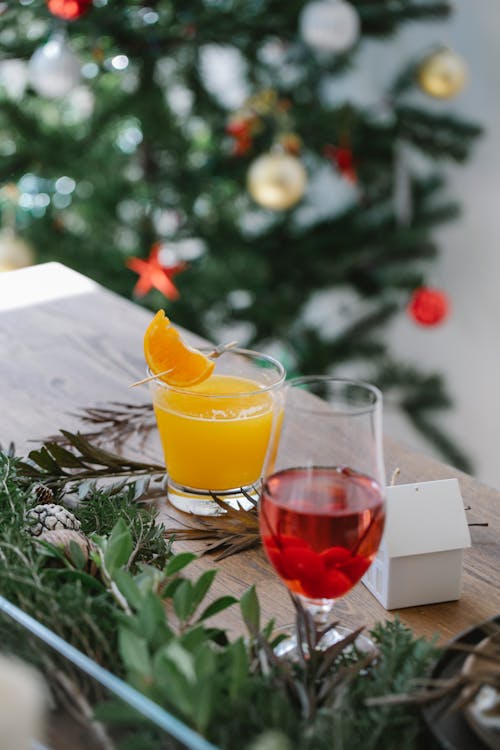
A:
362,2,500,487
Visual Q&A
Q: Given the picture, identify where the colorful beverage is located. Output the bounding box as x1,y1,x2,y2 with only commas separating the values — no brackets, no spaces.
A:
153,374,279,491
260,466,385,600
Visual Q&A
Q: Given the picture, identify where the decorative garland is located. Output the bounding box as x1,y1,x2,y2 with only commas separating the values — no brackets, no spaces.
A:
2,405,498,750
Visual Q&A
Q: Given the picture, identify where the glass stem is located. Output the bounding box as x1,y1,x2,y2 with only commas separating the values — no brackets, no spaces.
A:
305,600,334,629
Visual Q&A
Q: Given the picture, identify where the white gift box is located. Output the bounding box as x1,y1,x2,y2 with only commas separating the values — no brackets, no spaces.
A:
362,478,471,610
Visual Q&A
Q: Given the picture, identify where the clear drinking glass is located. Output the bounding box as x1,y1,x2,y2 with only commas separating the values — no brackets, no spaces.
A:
259,377,386,654
149,348,286,515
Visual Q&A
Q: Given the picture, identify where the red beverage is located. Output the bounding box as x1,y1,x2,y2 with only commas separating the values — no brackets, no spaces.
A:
260,466,385,600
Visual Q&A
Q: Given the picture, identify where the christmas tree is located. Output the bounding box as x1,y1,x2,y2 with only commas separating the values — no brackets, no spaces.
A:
0,0,481,470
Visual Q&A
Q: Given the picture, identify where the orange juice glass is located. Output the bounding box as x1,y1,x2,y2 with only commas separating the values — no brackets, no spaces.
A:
149,348,285,515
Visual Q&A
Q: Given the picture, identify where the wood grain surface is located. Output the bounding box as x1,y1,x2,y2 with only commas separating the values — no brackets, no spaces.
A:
1,263,498,646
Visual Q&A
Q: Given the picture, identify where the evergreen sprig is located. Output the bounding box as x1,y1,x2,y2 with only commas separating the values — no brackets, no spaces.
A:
15,429,166,500
47,402,157,452
2,449,490,750
164,492,261,560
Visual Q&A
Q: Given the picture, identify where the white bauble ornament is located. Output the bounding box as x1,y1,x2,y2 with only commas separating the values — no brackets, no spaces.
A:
0,59,28,100
28,31,81,99
247,152,307,211
417,48,467,99
300,0,360,54
0,227,35,272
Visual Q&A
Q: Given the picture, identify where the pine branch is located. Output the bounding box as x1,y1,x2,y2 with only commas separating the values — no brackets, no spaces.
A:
15,430,165,498
397,106,483,162
46,402,156,452
359,1,451,36
164,493,261,560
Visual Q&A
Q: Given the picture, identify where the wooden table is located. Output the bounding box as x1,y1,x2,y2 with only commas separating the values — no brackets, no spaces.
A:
1,262,498,645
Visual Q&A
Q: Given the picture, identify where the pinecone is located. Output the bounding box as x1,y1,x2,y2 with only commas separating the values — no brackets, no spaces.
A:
33,484,55,505
26,503,81,537
36,529,98,574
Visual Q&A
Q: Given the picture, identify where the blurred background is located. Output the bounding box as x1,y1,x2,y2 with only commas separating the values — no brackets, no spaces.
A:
0,0,497,487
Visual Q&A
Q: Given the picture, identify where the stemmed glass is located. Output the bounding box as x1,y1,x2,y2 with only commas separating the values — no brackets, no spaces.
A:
259,377,386,655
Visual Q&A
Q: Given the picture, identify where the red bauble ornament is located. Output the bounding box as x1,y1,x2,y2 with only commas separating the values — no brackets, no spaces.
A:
324,144,357,183
126,244,187,299
226,116,258,156
47,0,92,21
408,287,450,326
226,119,250,138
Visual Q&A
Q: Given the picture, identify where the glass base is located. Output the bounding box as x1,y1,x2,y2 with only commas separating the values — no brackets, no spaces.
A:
274,624,375,659
167,479,258,516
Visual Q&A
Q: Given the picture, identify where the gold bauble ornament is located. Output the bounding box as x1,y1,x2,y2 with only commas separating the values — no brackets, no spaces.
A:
417,48,467,99
247,151,307,211
0,227,35,272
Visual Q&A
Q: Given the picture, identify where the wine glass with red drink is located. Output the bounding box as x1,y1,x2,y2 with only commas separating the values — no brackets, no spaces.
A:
259,377,386,655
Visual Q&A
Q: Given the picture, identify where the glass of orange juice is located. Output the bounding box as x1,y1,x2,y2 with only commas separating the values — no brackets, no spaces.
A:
148,348,286,515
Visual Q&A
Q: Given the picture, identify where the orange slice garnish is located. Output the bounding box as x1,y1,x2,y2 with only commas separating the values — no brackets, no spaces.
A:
144,310,215,387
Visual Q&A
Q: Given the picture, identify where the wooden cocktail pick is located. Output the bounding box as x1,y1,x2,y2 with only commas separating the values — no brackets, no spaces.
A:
129,341,238,388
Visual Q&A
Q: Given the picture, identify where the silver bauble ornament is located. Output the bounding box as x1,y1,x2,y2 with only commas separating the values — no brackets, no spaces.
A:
0,59,28,100
247,152,307,211
417,48,467,99
0,227,35,272
300,0,360,54
28,31,81,99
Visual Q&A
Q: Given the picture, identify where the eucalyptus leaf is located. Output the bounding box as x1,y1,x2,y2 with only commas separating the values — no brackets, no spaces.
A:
138,591,169,642
197,595,238,623
227,637,249,699
164,641,197,683
161,577,185,599
118,627,152,678
240,585,260,634
114,569,144,611
93,699,146,724
173,579,194,622
153,651,194,719
180,624,211,652
41,568,104,591
166,551,197,576
191,569,217,612
68,540,87,570
104,518,134,573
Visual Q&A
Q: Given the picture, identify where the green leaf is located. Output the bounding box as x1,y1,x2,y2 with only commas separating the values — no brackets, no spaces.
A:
180,624,210,652
93,699,146,724
161,577,185,599
114,569,143,611
46,443,87,469
192,649,218,732
104,518,133,573
173,579,194,622
138,591,167,642
192,682,215,734
118,627,151,678
35,539,71,565
240,585,260,634
197,595,238,623
165,641,196,683
28,446,63,474
227,637,249,699
68,540,86,570
166,551,197,576
153,651,193,719
42,568,104,591
191,569,217,612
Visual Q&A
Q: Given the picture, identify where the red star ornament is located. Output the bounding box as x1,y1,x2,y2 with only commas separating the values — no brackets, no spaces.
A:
126,245,187,300
324,144,357,183
47,0,92,20
407,286,450,326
